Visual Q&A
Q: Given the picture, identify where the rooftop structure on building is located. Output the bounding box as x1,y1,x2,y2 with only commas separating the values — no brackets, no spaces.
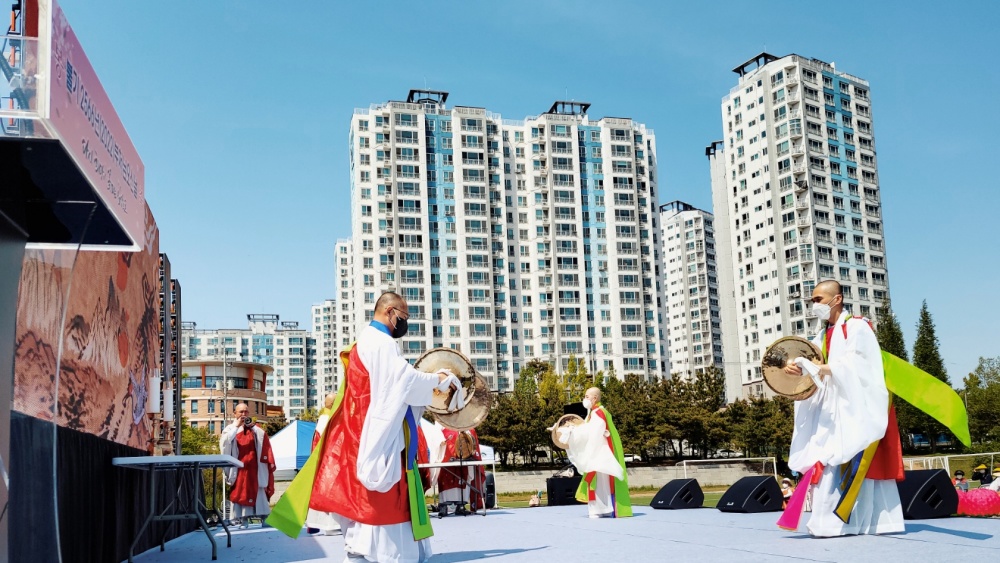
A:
180,310,335,420
340,90,668,390
659,201,724,382
710,53,890,399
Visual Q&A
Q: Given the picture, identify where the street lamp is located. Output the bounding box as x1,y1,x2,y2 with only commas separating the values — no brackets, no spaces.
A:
215,346,237,522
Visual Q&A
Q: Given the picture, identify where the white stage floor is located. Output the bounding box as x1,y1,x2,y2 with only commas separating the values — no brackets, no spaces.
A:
131,505,1000,563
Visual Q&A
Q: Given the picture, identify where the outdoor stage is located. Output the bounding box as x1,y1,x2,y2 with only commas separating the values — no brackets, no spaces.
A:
130,505,999,562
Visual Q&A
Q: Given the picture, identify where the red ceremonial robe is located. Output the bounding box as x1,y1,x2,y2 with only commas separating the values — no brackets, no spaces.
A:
309,346,412,525
438,429,487,510
416,427,432,491
230,427,275,505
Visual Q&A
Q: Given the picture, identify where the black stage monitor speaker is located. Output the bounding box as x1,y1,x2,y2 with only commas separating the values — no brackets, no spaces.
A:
651,478,704,509
716,476,784,513
563,402,588,419
547,475,583,506
896,469,958,520
485,472,496,509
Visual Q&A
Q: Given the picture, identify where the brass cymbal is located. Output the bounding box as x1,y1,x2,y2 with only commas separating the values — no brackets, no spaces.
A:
761,336,823,400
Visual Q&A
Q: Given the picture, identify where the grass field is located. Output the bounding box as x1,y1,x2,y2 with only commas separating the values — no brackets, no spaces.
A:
490,486,727,509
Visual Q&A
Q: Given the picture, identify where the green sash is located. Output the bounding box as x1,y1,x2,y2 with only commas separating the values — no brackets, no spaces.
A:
574,406,632,517
267,344,435,540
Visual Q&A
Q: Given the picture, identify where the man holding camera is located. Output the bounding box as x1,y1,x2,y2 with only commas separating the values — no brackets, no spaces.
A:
220,403,276,527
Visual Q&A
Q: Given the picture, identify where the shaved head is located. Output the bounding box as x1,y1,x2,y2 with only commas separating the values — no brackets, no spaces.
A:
585,387,602,403
811,279,844,322
814,280,842,298
375,291,406,315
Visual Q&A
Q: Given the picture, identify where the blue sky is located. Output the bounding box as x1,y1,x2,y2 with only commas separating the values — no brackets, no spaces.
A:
59,0,998,383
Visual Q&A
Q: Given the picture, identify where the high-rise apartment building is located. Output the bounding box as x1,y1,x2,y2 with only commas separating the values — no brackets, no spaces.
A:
181,314,329,419
344,90,667,390
711,53,890,399
334,238,356,352
659,201,723,380
311,299,338,396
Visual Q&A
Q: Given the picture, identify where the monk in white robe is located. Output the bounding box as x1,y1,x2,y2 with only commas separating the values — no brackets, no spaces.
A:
785,280,904,537
305,393,340,535
558,388,631,518
308,293,458,563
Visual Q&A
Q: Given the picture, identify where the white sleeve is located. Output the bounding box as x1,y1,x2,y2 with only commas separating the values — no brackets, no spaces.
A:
355,331,440,492
219,424,240,484
219,423,238,455
565,413,623,480
788,320,888,471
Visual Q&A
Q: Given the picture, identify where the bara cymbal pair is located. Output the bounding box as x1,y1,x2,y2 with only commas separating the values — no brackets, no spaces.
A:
414,348,491,431
761,336,824,401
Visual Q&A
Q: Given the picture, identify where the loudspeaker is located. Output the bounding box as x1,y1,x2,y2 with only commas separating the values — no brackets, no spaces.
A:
896,469,958,520
651,478,704,509
717,476,784,513
546,475,583,506
484,472,496,509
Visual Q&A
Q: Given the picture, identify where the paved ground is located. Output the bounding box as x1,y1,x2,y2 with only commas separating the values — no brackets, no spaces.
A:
132,505,1000,563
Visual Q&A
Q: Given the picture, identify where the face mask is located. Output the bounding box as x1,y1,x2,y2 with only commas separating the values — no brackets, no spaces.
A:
582,398,593,410
811,302,831,320
390,310,409,339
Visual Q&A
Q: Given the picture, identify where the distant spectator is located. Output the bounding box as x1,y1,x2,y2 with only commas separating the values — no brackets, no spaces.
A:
989,469,1000,492
781,478,796,509
972,464,993,486
953,470,969,492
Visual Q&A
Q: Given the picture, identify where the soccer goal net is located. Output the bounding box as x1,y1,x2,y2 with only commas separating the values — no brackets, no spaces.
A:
677,457,778,488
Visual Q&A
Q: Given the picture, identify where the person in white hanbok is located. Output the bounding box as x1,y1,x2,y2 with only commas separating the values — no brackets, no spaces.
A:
307,292,459,563
784,280,904,537
305,393,340,536
559,388,631,518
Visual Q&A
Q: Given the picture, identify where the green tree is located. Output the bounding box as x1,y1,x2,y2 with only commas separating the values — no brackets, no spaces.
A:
875,299,908,360
508,368,548,465
601,374,658,460
912,300,949,385
725,396,793,464
298,408,321,423
264,416,290,436
181,416,220,455
964,357,1000,446
563,355,593,402
876,299,919,449
536,366,567,462
899,300,950,453
180,416,225,508
477,392,517,466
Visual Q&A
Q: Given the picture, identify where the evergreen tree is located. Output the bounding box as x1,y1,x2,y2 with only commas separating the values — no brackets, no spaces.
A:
297,408,321,422
900,300,950,453
912,300,949,384
874,298,908,360
963,357,1000,446
477,392,517,466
